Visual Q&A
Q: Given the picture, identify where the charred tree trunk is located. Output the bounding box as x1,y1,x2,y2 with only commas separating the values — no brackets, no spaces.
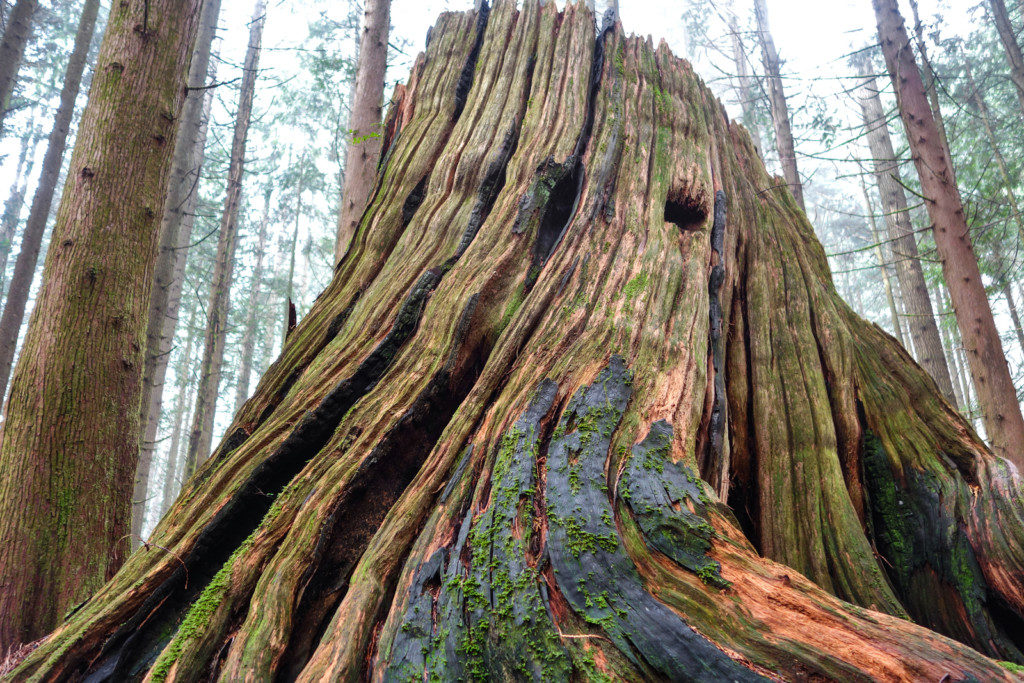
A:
0,0,37,136
874,0,1024,466
333,0,390,262
133,0,222,543
854,61,958,406
0,0,101,407
11,3,1024,679
183,0,265,475
233,188,271,414
752,0,803,213
0,0,202,651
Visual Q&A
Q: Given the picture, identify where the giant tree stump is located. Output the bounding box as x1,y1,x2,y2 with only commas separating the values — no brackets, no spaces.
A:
14,2,1024,680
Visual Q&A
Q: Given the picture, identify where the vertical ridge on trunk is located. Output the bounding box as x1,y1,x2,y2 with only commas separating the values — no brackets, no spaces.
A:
11,2,1024,680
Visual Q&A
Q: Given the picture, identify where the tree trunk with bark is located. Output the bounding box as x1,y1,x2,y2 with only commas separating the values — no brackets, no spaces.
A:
752,0,803,212
0,0,101,408
284,167,303,341
183,0,266,477
860,174,905,347
988,0,1024,114
727,7,762,159
0,122,41,293
0,0,201,652
233,188,271,414
874,0,1024,466
11,3,1024,678
0,0,37,136
160,306,199,519
854,61,958,406
333,0,390,262
133,0,222,540
908,0,950,149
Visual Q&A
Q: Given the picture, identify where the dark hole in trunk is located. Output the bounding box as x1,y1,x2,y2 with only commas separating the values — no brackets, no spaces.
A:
664,191,707,232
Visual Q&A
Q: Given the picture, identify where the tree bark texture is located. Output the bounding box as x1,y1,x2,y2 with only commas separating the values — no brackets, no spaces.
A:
0,0,37,137
183,0,265,477
133,2,222,541
874,0,1024,466
988,0,1024,114
12,2,1024,679
333,0,390,262
0,0,201,651
752,0,803,213
0,0,101,409
854,64,958,407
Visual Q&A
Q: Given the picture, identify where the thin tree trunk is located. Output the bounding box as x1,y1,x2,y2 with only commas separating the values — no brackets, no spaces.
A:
988,0,1024,114
132,4,221,541
11,5,1024,678
1003,282,1024,359
854,61,957,406
860,175,904,346
0,0,37,137
752,0,803,212
285,171,303,341
233,188,271,414
0,0,201,651
333,0,390,262
183,0,266,477
728,7,762,158
159,305,198,519
935,282,969,415
0,0,100,409
964,57,1024,246
874,0,1024,465
0,122,40,291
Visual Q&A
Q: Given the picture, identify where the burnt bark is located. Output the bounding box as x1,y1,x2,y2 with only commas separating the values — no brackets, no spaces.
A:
11,2,1024,679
